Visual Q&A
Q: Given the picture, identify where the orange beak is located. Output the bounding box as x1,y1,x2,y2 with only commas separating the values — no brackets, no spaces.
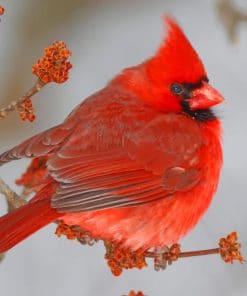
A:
189,82,224,110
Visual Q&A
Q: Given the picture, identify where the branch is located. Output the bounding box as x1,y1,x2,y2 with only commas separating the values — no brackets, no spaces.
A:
216,0,247,42
0,178,27,260
145,247,220,259
0,40,72,122
0,79,45,120
145,231,244,270
177,248,220,257
102,231,244,275
0,178,27,212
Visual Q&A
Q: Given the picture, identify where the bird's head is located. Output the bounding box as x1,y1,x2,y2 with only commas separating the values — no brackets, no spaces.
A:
116,17,224,121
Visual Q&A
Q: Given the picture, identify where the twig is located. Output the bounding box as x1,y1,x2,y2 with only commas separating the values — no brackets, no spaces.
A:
145,247,219,259
144,231,243,271
0,79,46,120
0,178,27,212
178,248,220,257
0,178,27,260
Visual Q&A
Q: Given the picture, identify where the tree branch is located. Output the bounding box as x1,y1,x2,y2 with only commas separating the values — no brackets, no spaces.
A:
0,79,45,120
0,178,27,212
216,0,247,42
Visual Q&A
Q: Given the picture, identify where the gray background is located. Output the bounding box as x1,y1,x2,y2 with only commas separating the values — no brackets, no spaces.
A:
0,0,247,295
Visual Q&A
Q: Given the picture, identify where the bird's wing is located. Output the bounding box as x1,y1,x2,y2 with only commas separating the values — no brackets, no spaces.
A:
50,113,203,212
0,115,78,165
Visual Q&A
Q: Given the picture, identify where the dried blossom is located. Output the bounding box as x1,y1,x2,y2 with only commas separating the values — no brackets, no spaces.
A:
56,222,147,276
0,178,27,212
146,244,181,271
127,291,145,296
219,231,244,263
55,221,97,246
166,243,181,263
17,98,36,122
15,156,49,194
55,222,80,240
0,41,71,121
104,241,147,276
53,223,244,275
32,41,72,84
0,79,45,121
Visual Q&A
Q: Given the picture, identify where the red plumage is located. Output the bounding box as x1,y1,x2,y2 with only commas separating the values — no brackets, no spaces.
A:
0,17,224,253
0,183,61,252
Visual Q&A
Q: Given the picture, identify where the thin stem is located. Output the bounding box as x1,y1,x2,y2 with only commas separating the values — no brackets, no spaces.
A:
0,78,46,119
179,248,220,258
0,179,28,260
145,248,220,259
0,178,27,212
0,253,5,262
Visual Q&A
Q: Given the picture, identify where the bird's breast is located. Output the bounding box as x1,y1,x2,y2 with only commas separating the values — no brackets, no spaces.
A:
61,119,222,250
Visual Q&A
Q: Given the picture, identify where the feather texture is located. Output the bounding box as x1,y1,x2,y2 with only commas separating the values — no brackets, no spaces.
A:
0,183,61,253
0,17,223,252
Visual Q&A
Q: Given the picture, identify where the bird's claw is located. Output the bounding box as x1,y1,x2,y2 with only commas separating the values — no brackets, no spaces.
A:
77,232,98,246
154,246,169,271
153,244,181,271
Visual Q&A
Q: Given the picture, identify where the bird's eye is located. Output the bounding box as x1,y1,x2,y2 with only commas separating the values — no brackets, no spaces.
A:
170,83,184,95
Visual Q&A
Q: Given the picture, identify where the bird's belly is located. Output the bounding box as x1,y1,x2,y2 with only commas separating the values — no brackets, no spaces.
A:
61,177,217,250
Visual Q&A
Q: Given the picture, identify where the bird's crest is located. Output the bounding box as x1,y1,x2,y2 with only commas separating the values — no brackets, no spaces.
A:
147,17,207,85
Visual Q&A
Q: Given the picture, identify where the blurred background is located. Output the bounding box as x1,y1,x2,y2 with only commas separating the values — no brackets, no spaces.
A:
0,0,247,295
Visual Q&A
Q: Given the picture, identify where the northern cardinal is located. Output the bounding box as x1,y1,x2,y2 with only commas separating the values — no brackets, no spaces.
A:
0,17,224,253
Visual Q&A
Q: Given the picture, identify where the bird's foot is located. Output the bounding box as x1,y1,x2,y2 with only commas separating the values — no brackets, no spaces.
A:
55,221,98,246
77,228,98,246
153,246,169,271
153,244,181,271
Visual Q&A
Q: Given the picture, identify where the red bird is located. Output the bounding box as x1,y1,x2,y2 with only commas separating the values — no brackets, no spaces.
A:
0,18,224,253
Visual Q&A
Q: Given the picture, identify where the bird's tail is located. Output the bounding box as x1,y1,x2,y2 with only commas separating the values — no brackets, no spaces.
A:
0,183,62,253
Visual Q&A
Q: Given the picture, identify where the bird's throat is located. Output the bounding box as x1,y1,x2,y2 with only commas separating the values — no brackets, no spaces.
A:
181,100,216,122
